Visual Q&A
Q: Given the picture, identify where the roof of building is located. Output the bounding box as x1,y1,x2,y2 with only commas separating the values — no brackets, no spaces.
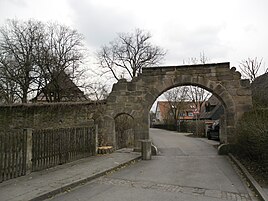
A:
32,71,87,102
156,101,196,112
199,95,224,120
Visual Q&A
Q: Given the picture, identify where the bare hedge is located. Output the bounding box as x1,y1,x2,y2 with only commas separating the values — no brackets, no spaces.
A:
234,108,268,168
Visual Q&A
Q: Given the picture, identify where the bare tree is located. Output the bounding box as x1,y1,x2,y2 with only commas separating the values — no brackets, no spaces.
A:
239,57,266,82
163,87,189,129
97,28,166,81
186,86,210,114
36,22,85,102
0,19,44,103
0,64,19,104
84,82,109,101
183,51,209,65
0,19,86,103
183,52,212,114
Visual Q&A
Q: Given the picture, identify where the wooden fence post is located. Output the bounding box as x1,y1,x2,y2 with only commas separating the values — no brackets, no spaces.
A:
24,128,33,174
95,124,98,155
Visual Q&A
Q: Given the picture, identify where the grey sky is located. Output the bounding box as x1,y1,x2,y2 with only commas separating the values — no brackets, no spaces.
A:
0,0,268,76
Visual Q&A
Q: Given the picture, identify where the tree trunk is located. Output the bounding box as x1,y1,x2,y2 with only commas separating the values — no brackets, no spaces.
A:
22,92,27,103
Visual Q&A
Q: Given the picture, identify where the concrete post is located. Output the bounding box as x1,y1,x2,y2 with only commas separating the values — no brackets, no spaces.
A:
140,139,152,160
24,128,33,174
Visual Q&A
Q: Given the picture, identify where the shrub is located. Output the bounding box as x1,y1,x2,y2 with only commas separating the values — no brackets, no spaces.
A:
152,120,206,137
182,121,206,137
152,124,177,131
234,108,268,169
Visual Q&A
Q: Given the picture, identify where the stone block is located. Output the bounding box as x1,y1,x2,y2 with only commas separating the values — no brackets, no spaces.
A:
112,83,127,91
140,139,152,160
233,71,241,79
181,75,193,84
236,104,253,113
222,80,240,89
234,96,252,104
216,74,234,81
236,88,252,96
218,143,235,155
213,84,225,95
107,95,117,103
240,79,250,87
215,66,230,73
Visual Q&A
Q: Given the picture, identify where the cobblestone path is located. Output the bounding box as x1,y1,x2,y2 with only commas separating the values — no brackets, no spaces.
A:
98,177,253,201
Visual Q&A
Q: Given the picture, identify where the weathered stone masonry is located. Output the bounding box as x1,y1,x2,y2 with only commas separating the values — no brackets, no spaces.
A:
103,62,252,149
0,62,253,152
0,102,103,131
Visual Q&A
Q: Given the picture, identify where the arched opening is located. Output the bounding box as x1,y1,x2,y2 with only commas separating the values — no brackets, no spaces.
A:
114,113,135,150
150,84,225,142
146,82,235,143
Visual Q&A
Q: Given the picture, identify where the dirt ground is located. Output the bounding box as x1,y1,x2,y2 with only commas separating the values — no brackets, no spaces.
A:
235,155,268,188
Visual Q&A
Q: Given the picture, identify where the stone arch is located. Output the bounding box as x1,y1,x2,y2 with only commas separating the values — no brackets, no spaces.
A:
103,62,252,151
142,80,236,144
114,112,135,120
114,113,135,149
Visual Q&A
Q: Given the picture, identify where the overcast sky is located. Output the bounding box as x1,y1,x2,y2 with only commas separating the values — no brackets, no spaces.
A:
1,0,268,78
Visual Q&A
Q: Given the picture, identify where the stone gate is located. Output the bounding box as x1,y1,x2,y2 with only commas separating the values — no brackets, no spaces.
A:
100,62,252,151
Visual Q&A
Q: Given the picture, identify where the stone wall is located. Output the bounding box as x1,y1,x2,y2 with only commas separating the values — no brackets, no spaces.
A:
0,62,254,151
0,101,106,131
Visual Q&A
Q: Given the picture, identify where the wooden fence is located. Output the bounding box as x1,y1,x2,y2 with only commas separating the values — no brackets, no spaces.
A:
32,127,96,171
0,126,97,183
0,130,27,183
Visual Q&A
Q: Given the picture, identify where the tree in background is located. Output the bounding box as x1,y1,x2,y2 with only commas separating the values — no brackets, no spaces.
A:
84,82,109,101
0,19,86,103
183,52,211,114
183,51,209,65
35,22,85,102
163,87,189,130
160,52,212,132
239,57,267,82
186,85,210,114
97,28,166,81
0,19,44,103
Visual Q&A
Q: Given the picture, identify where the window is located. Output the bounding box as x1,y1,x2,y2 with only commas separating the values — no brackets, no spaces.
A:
188,112,194,116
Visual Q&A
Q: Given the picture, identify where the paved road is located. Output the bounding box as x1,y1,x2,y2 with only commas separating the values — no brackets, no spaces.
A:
49,128,257,201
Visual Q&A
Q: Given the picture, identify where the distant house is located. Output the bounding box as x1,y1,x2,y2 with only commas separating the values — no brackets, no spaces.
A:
155,101,196,124
32,71,88,103
199,95,224,126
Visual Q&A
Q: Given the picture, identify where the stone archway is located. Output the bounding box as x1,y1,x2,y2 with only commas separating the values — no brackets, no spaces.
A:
102,62,252,151
114,113,135,149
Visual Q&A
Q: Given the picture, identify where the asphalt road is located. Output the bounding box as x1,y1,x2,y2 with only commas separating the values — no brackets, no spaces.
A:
49,128,257,201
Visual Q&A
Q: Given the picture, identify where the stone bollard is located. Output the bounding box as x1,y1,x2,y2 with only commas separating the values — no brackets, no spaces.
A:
140,139,152,160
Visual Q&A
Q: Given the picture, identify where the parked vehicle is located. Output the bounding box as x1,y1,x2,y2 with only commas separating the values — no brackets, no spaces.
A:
207,120,219,140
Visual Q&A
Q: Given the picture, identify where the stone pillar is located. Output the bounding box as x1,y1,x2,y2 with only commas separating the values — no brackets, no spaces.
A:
141,139,152,160
133,115,149,151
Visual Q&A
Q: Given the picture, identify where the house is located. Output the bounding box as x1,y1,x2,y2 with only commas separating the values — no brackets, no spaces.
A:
155,101,197,124
32,71,88,103
199,95,224,134
199,95,224,121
